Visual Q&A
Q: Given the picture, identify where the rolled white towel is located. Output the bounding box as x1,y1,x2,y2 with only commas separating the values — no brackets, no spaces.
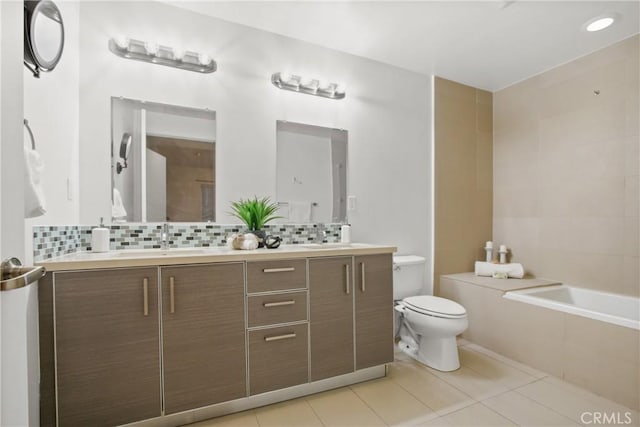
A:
24,145,46,218
474,261,525,279
112,188,127,219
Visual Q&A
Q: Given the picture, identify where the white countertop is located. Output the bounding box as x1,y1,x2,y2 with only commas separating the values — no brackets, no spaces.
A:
37,243,397,271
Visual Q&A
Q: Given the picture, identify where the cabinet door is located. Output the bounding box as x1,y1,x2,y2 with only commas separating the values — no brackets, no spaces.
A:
309,256,354,381
55,268,161,427
355,254,394,370
162,263,246,414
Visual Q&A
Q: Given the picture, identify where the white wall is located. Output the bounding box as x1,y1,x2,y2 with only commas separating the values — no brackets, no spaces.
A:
77,1,432,269
23,1,80,265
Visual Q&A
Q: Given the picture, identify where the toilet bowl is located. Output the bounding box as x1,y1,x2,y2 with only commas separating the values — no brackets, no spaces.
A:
394,296,468,371
393,256,468,372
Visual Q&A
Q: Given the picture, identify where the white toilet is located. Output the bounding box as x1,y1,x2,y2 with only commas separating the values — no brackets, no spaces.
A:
393,255,468,372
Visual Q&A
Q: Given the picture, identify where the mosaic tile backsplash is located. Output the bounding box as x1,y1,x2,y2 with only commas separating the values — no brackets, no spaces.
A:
33,223,342,261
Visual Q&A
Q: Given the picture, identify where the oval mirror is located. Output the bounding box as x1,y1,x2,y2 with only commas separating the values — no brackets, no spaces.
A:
24,0,65,77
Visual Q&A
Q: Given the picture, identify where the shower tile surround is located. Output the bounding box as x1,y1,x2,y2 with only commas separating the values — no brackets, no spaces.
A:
32,223,341,261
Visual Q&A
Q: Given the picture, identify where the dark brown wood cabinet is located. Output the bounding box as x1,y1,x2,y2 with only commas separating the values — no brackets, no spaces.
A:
354,254,394,369
40,251,393,426
54,268,161,427
161,263,246,414
309,256,355,381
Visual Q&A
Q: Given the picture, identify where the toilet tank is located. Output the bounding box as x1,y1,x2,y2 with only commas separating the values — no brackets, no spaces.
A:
392,255,426,300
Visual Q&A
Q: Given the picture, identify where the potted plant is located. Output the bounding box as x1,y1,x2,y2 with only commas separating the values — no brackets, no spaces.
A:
229,196,281,248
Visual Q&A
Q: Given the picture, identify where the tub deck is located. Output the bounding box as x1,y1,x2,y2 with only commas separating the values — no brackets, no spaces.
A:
441,272,561,293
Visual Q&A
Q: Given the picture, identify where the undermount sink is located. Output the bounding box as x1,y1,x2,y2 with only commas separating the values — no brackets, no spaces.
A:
300,243,359,250
114,248,208,257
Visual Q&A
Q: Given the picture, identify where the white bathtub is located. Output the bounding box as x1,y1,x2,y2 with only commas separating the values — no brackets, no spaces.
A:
504,285,640,330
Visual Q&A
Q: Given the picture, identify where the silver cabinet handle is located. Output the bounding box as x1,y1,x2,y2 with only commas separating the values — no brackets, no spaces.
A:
264,333,296,342
143,278,149,316
361,262,366,292
263,300,295,307
263,267,295,273
169,276,175,314
345,264,350,295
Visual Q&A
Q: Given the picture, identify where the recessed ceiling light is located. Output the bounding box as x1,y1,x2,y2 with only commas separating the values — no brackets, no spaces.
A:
584,15,616,32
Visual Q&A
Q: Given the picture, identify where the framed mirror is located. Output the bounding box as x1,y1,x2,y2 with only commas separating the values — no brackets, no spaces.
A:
111,97,216,223
24,0,65,77
276,121,347,223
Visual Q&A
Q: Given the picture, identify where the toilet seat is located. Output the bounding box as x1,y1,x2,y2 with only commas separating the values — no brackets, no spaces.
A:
402,296,467,319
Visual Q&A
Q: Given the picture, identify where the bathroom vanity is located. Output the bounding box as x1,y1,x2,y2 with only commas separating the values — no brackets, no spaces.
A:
37,244,395,427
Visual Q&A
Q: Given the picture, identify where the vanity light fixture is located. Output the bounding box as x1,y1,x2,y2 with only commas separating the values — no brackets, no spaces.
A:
108,37,216,73
271,72,346,100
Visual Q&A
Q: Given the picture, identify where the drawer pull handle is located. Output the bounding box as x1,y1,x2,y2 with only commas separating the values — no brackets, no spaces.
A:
345,264,350,295
143,278,149,316
263,267,295,273
264,333,296,342
169,276,175,314
361,262,366,292
263,300,296,308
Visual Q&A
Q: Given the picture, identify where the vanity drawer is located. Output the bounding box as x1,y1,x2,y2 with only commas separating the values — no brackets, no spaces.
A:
248,323,309,395
248,291,307,327
246,259,307,293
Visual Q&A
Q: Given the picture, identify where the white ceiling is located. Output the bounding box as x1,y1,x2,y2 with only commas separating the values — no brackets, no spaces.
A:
170,1,640,91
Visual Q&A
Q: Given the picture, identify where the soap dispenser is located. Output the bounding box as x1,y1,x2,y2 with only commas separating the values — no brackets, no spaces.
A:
91,217,110,253
340,224,351,243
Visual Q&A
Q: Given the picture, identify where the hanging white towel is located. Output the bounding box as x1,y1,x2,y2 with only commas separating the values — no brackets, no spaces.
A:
288,201,312,223
474,261,525,279
24,145,46,218
112,188,127,220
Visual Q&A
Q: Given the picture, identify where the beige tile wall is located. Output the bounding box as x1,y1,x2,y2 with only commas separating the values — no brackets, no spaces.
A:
493,35,640,297
434,77,493,294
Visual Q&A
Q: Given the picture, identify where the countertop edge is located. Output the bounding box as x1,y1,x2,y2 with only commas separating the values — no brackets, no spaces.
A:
37,245,398,272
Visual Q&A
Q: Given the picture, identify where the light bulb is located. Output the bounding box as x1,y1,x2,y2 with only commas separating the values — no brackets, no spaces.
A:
300,77,314,87
279,72,291,83
114,36,129,50
198,53,211,66
145,42,159,55
173,48,184,61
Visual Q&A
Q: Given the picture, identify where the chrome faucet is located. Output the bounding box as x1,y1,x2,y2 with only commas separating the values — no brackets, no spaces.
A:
161,223,170,250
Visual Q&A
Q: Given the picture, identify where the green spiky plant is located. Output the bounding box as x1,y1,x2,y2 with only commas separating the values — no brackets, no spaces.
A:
229,196,282,231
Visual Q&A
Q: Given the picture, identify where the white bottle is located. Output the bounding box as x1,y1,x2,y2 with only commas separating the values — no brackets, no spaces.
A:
484,241,493,262
91,217,110,253
340,224,351,243
499,245,508,264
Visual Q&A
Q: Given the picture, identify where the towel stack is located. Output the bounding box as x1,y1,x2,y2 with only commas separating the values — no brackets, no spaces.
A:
474,261,525,279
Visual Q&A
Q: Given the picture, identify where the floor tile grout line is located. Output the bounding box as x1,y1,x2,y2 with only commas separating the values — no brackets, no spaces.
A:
455,351,541,390
347,384,391,426
511,381,586,425
302,396,328,427
461,343,551,379
387,364,477,416
477,398,525,426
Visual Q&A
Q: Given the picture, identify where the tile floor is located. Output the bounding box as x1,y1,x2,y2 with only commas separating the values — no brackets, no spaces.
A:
187,341,639,427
